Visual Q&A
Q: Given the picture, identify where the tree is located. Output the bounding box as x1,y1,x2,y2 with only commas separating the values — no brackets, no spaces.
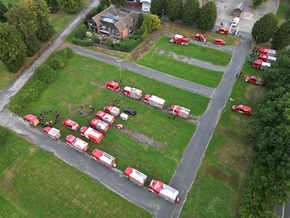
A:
46,0,60,13
136,13,144,29
140,14,161,37
271,20,290,50
0,22,27,72
251,13,278,43
166,0,183,21
0,0,8,22
61,0,82,13
6,4,41,56
150,0,164,17
253,0,269,9
110,0,126,7
262,49,290,89
182,0,199,26
18,0,55,42
196,1,217,31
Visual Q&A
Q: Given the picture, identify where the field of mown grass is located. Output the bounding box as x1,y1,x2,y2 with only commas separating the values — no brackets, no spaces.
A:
156,35,232,66
167,23,241,46
0,127,151,218
9,53,210,184
180,61,268,218
137,47,223,88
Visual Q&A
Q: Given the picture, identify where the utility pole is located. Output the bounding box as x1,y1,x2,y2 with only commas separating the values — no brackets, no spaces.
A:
116,59,122,83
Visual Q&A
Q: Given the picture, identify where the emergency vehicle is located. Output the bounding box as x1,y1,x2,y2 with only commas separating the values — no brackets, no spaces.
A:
124,167,148,186
79,126,104,144
122,86,142,100
169,105,190,118
43,127,61,140
91,148,116,168
148,179,180,203
65,134,89,153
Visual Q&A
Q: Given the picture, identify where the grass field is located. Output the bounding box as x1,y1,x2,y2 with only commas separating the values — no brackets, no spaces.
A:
9,53,210,184
180,62,267,218
49,11,75,35
157,35,232,66
0,127,151,218
167,24,241,46
137,46,223,88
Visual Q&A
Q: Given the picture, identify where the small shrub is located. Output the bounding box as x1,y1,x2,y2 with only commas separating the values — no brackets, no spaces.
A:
86,31,93,38
92,35,100,44
22,87,39,102
74,25,88,39
34,64,56,84
106,38,113,47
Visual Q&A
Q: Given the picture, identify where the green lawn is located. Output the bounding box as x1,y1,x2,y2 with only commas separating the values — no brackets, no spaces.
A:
49,11,76,35
180,61,268,217
156,35,232,66
9,53,210,184
0,127,151,218
137,47,223,88
167,24,241,46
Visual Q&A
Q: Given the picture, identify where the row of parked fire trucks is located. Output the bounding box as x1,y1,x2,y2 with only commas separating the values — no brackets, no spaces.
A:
106,81,191,119
23,103,181,203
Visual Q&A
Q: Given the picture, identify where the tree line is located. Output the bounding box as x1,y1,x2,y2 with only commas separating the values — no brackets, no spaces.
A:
240,49,290,217
252,13,290,50
151,0,217,31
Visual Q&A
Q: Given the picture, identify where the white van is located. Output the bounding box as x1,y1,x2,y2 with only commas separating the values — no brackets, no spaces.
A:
231,17,240,27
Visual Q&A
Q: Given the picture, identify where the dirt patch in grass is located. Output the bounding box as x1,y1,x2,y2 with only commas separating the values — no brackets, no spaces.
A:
204,162,240,189
246,85,266,101
120,128,163,148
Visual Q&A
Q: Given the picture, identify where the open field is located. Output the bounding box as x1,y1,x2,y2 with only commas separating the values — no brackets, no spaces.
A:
157,35,232,66
9,53,210,183
167,24,241,46
137,47,223,88
0,127,151,218
180,62,267,217
49,11,75,34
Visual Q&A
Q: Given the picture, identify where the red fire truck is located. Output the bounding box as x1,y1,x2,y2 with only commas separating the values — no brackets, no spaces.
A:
91,148,116,168
124,166,148,186
169,105,190,118
148,179,180,203
122,86,142,100
79,126,103,144
65,134,89,153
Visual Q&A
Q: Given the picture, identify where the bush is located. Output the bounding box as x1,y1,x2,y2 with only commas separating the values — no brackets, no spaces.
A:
92,36,100,44
106,38,113,47
22,87,39,102
0,127,11,146
74,25,88,39
46,48,74,70
72,38,94,46
34,64,56,84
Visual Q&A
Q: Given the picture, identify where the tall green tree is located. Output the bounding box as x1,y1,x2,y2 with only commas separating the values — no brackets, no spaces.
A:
61,0,82,13
18,0,55,42
251,13,278,43
253,0,269,9
166,0,183,21
150,0,163,17
271,20,290,50
6,4,41,56
110,0,126,7
0,23,27,72
182,0,199,26
0,0,8,22
196,1,217,31
140,14,161,37
46,0,60,13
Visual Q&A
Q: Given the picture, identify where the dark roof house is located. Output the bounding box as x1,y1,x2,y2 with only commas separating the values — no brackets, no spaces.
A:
90,5,138,39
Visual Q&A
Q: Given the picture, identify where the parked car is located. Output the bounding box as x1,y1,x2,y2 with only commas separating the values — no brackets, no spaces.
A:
124,108,137,116
231,104,252,116
106,81,120,91
213,38,225,45
216,27,229,35
231,17,240,27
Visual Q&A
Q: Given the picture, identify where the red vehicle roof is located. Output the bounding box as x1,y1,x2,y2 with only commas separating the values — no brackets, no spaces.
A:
91,148,103,159
65,134,76,144
43,127,52,133
62,119,79,130
23,114,39,126
106,81,120,91
96,111,106,118
149,180,163,193
124,166,133,176
79,126,88,134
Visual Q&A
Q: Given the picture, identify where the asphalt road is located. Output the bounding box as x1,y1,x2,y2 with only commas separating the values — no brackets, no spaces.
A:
68,44,215,98
0,108,162,213
276,202,290,218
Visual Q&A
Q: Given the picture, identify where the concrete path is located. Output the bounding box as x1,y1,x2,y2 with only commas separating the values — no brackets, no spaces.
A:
155,33,253,218
68,44,215,98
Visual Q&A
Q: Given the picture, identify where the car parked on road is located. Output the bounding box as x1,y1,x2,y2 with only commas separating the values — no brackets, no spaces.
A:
124,108,137,116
